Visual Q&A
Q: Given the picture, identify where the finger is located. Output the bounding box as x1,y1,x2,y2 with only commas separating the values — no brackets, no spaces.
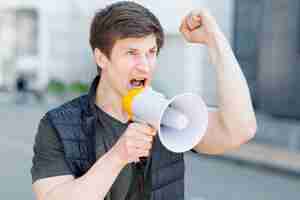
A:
193,9,217,28
187,12,202,30
128,129,154,142
187,14,196,30
127,136,153,150
130,123,157,136
130,122,155,132
129,148,150,160
142,128,157,137
136,149,150,157
179,15,191,32
179,16,193,41
129,157,140,164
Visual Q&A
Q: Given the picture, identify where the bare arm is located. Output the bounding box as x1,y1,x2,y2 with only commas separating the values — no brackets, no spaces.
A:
33,123,156,200
33,147,124,200
180,9,257,154
200,28,256,152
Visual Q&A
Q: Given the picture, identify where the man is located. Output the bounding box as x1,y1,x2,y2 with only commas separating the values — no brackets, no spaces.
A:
31,1,257,200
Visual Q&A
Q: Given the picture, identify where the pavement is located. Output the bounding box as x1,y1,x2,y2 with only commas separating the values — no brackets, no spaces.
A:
205,106,300,176
185,151,300,200
220,142,300,176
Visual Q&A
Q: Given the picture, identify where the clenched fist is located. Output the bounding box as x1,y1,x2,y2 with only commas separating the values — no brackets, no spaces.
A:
111,122,157,166
179,9,221,46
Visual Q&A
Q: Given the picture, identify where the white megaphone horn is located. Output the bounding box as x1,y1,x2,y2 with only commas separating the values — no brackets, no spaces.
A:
122,87,208,153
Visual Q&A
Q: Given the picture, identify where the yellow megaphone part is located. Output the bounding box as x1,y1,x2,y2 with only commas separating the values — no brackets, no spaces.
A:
122,87,145,120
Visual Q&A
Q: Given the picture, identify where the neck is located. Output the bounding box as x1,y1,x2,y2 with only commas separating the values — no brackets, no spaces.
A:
95,76,129,123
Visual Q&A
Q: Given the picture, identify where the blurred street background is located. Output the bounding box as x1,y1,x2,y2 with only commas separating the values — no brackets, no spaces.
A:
0,0,299,199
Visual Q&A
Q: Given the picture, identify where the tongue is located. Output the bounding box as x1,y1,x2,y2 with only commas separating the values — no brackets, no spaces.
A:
131,80,143,87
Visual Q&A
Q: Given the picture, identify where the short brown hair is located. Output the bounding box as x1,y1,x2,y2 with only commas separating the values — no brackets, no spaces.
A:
89,1,165,74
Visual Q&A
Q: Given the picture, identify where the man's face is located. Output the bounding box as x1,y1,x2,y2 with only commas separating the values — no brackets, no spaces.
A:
100,34,158,97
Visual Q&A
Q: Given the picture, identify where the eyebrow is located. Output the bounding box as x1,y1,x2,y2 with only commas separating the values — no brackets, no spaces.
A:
126,46,157,51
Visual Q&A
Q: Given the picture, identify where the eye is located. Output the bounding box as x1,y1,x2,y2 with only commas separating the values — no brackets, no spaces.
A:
149,49,157,55
127,50,138,56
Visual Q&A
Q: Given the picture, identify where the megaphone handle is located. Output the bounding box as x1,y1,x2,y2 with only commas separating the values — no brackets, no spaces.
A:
127,119,146,163
128,119,155,171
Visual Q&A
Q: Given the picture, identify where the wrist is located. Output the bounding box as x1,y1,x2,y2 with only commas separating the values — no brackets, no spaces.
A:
108,146,127,168
206,30,230,65
206,28,226,48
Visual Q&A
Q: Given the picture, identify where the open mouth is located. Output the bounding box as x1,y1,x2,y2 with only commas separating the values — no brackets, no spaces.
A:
129,78,147,89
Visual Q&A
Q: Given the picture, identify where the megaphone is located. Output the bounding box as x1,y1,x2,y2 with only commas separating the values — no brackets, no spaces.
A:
122,87,208,153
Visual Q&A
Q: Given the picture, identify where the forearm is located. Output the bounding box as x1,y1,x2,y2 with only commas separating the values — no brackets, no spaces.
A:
208,30,257,139
45,148,124,200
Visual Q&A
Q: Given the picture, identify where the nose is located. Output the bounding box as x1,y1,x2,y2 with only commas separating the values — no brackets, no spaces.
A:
136,55,150,73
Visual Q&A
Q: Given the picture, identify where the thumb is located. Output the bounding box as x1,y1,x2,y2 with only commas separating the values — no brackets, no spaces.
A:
187,14,202,31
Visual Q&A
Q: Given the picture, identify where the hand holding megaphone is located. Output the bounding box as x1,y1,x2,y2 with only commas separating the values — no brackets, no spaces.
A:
122,87,208,153
111,122,157,165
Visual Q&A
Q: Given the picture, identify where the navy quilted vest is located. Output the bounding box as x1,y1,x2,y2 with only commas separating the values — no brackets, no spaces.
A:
46,76,185,200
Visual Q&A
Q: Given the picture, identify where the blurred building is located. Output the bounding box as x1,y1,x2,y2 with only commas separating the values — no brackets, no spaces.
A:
0,0,98,91
234,0,300,152
235,0,300,118
0,0,234,100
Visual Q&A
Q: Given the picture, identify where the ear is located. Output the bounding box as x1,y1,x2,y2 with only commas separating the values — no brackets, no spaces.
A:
94,48,109,70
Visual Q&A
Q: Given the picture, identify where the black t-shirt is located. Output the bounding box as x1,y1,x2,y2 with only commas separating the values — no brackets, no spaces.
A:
31,105,151,200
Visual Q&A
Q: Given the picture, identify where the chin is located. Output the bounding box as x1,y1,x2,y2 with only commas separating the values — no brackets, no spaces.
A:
120,88,129,96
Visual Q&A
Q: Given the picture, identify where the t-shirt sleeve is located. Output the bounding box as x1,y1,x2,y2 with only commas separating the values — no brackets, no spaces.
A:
31,115,73,183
